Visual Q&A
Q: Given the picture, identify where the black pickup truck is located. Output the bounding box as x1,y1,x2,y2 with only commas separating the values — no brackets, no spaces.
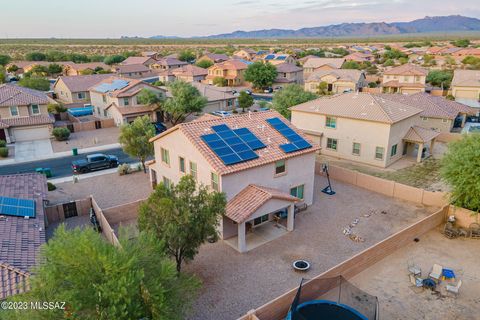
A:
72,153,119,174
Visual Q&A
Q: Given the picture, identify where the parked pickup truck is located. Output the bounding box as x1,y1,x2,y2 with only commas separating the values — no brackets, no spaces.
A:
72,153,119,174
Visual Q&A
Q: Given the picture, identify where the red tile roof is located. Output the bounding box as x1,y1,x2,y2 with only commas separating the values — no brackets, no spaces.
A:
106,102,158,115
0,115,54,128
383,64,428,76
403,126,440,143
0,84,50,107
55,74,113,93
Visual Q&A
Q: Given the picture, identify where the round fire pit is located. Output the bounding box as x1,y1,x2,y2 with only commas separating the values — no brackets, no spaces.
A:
293,260,311,271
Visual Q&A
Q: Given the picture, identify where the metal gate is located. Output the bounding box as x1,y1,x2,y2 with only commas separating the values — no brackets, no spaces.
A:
63,202,78,219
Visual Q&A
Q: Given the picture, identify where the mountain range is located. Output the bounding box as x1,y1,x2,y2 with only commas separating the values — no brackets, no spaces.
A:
192,15,480,39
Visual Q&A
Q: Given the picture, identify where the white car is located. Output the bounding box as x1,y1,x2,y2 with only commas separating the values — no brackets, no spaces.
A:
212,110,233,117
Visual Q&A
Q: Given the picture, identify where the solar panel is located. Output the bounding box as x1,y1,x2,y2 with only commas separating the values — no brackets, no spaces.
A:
0,196,36,218
266,117,312,153
265,54,275,60
201,124,265,165
94,79,130,93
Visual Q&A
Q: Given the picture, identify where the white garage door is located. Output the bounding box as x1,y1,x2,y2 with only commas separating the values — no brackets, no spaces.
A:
13,126,50,142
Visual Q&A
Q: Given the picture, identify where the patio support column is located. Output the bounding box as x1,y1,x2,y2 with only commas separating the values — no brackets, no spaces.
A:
287,204,295,232
461,114,466,127
238,222,247,253
430,139,435,155
416,143,424,163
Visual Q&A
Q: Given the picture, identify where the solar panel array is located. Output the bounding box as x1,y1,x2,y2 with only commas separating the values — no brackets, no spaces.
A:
264,54,276,60
0,196,36,218
275,55,287,60
201,124,266,166
266,117,312,153
95,79,130,93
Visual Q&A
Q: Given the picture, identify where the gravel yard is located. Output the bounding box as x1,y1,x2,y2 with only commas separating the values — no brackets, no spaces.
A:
185,175,438,320
51,127,120,153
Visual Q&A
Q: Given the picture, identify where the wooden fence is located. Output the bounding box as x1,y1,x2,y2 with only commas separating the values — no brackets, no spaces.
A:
239,205,449,320
90,197,121,247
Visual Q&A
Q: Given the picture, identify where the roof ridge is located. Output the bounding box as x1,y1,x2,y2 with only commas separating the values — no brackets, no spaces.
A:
370,94,395,123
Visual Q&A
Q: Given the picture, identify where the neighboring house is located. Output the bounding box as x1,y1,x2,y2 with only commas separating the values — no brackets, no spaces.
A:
233,48,257,61
344,52,374,63
205,60,249,86
157,69,176,83
63,62,112,76
305,69,366,94
120,56,156,67
53,74,113,105
151,57,188,70
382,64,428,94
190,82,236,113
141,51,159,59
451,70,480,102
451,48,480,59
148,111,319,252
290,93,440,168
197,53,229,64
89,77,166,126
115,64,156,79
261,54,296,65
0,84,55,143
6,61,73,75
378,93,477,132
274,63,303,86
0,173,48,300
302,58,346,79
172,65,208,83
297,55,320,66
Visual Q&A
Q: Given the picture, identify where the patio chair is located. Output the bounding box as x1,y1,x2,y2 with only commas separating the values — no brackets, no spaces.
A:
446,280,462,297
407,261,422,276
429,264,443,282
409,274,423,287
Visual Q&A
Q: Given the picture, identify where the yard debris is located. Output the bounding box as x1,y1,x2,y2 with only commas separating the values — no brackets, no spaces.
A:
381,210,388,214
343,227,352,235
349,234,364,242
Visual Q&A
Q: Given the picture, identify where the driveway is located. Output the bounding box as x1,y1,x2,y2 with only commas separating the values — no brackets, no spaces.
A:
14,139,53,162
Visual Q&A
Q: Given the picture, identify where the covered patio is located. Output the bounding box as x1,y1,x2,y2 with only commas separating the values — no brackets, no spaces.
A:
222,185,299,253
402,126,440,163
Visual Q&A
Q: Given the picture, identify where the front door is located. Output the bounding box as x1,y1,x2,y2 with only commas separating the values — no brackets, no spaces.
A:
63,202,78,219
0,129,6,141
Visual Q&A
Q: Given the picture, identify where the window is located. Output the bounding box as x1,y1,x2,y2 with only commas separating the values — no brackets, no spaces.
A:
326,138,338,151
9,106,19,117
442,119,448,123
391,144,398,157
189,161,197,180
253,214,269,226
179,156,186,173
325,117,337,129
102,95,106,103
352,142,361,155
123,98,129,106
77,92,86,99
211,172,219,191
415,76,421,82
290,185,305,200
162,176,172,189
31,104,40,115
161,148,170,165
421,117,428,121
275,160,286,175
375,146,384,160
103,110,108,117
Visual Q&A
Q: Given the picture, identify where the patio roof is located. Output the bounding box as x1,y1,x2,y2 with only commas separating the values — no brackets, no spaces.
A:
403,126,440,143
226,185,299,224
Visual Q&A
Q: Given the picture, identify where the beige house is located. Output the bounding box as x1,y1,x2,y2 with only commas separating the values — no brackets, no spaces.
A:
63,62,112,76
344,52,374,63
233,48,257,61
148,111,319,252
89,77,166,126
190,82,236,113
290,93,440,168
151,57,188,70
261,54,296,65
115,64,155,79
451,70,480,102
305,69,366,94
303,58,346,79
197,53,229,64
120,56,156,67
6,61,73,75
382,64,427,94
274,63,303,86
172,65,208,82
0,84,55,142
53,74,113,105
205,60,248,86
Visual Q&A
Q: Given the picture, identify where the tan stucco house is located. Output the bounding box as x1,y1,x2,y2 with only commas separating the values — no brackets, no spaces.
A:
172,65,208,83
451,70,480,102
0,84,55,143
53,74,113,105
148,111,319,252
205,60,248,87
233,49,257,61
382,64,427,94
89,77,166,126
290,93,440,168
120,56,156,67
261,54,296,65
303,58,346,80
305,69,366,94
151,58,188,70
115,64,155,79
63,62,112,76
274,63,303,86
197,53,229,64
190,82,236,113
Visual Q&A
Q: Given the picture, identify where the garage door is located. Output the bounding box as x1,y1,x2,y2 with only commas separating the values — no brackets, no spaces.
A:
455,90,478,100
12,126,50,142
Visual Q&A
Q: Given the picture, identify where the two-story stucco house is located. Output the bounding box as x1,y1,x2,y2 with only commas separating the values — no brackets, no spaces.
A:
261,54,296,65
63,62,112,76
451,70,480,104
148,111,319,252
190,82,236,113
151,57,188,70
290,93,440,168
382,64,427,94
53,74,113,106
0,84,55,142
305,69,366,94
274,63,304,86
89,76,166,126
302,58,346,80
205,60,249,87
172,65,208,83
232,48,257,61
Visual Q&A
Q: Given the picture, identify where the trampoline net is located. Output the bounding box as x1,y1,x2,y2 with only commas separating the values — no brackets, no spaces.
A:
290,276,378,320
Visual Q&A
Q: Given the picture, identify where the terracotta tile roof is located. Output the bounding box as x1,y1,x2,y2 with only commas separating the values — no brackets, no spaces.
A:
121,56,153,65
106,102,157,116
382,80,425,88
0,84,50,107
451,70,480,87
55,74,113,93
155,57,188,67
0,115,54,128
306,69,364,83
150,110,320,175
90,76,159,98
290,92,422,124
383,64,428,76
200,53,229,62
0,262,30,300
0,121,8,129
68,62,111,71
190,82,236,102
378,93,477,119
344,52,373,62
115,64,151,74
213,59,248,71
303,58,345,69
225,185,299,223
172,65,208,77
275,63,302,73
403,126,440,143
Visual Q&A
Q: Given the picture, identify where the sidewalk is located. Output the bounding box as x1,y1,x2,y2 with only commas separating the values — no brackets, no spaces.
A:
0,143,122,165
49,161,141,184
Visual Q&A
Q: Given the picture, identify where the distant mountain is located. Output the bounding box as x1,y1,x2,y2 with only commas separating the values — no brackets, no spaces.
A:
149,35,182,39
205,15,480,39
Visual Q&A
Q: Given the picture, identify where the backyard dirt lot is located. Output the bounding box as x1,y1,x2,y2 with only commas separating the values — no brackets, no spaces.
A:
51,127,120,152
351,230,480,320
185,175,439,320
47,171,151,208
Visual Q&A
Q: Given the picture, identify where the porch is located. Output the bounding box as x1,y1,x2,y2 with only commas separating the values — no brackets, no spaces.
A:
402,126,441,163
224,220,289,252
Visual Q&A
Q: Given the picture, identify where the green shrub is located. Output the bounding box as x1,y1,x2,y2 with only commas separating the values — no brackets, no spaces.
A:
52,127,70,141
0,147,8,158
117,163,130,175
47,182,56,191
0,139,6,148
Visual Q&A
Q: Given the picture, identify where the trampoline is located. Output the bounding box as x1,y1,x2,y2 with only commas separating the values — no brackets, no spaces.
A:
287,276,378,320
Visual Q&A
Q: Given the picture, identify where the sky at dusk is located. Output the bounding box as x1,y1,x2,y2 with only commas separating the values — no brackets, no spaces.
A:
1,0,480,38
